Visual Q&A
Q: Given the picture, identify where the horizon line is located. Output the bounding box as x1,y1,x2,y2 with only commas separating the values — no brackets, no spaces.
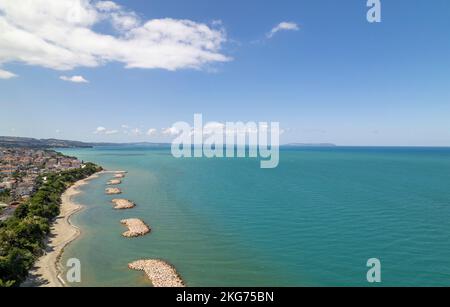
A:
1,135,450,148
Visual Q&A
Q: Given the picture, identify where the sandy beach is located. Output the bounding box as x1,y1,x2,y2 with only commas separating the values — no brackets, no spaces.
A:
22,172,102,287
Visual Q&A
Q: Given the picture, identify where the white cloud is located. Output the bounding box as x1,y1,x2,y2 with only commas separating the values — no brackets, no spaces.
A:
94,126,107,134
111,11,140,31
94,126,119,135
162,127,181,136
0,0,230,76
130,128,142,136
0,68,17,79
267,22,299,38
95,1,121,12
146,128,157,136
60,75,89,83
121,124,129,129
105,129,119,135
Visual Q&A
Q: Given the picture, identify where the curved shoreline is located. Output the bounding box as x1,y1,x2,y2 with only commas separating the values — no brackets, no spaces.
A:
23,171,103,287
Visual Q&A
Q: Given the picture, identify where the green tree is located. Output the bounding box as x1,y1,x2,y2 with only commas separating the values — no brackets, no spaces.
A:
0,160,102,286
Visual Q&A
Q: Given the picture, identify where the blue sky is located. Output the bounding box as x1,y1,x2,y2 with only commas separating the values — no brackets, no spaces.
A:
1,0,450,146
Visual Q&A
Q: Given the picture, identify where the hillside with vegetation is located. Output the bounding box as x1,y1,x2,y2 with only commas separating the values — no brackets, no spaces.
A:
0,137,93,148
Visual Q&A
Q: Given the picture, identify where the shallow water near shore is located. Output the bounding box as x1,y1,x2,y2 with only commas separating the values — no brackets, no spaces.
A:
59,146,450,286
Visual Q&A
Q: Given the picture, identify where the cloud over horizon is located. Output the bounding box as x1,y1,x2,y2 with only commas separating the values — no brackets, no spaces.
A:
94,126,119,135
146,128,157,136
0,0,230,78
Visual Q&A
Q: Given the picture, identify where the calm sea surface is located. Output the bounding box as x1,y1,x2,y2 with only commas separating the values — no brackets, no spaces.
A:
58,146,450,286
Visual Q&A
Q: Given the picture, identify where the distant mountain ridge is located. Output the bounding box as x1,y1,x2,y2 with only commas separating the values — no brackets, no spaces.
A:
0,136,169,148
0,136,93,148
284,143,337,147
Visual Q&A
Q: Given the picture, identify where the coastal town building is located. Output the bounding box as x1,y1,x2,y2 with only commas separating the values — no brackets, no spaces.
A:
0,147,84,221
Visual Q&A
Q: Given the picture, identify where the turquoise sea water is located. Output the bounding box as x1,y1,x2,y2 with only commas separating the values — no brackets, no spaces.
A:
59,147,450,287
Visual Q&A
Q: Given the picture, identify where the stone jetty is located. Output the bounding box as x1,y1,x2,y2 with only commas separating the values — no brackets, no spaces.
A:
105,187,122,195
128,260,185,287
121,218,150,237
107,179,122,185
112,199,136,210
